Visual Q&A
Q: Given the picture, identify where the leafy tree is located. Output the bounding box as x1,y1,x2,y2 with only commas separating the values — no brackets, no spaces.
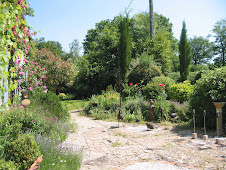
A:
179,21,192,81
66,39,81,62
30,48,76,93
211,19,226,66
36,37,66,59
190,36,214,65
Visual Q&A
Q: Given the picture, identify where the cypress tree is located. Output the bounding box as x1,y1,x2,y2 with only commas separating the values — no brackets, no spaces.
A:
179,21,192,81
118,15,131,83
118,15,131,106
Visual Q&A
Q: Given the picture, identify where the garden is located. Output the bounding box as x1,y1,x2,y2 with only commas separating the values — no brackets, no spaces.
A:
0,0,226,169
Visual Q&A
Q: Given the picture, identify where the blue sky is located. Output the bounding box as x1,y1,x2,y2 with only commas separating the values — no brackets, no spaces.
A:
26,0,226,53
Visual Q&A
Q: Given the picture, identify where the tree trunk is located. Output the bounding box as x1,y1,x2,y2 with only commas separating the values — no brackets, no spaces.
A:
149,0,155,39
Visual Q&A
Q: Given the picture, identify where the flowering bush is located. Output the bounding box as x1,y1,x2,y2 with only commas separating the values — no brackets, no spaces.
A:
13,57,48,96
122,82,142,98
0,0,36,103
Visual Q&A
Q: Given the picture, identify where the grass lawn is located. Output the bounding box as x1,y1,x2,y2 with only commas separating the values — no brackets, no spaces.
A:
61,100,89,111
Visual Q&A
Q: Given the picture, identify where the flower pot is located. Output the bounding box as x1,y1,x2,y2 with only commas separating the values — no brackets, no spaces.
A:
213,102,225,136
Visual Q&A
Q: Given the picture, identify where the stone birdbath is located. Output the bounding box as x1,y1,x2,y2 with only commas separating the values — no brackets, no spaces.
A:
213,102,225,136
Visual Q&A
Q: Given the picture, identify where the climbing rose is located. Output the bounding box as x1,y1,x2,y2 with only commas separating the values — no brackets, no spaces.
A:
158,84,165,87
129,82,133,86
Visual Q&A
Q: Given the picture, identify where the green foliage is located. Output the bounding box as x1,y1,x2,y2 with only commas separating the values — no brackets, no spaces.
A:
118,15,131,82
30,48,76,93
167,72,180,82
122,82,142,99
29,91,69,120
179,21,192,81
4,133,40,170
0,0,35,104
168,80,194,102
143,82,159,100
211,19,226,66
36,135,81,170
58,93,67,101
170,101,189,121
190,67,226,128
61,100,89,111
128,52,161,84
190,36,214,65
36,37,65,59
0,159,18,170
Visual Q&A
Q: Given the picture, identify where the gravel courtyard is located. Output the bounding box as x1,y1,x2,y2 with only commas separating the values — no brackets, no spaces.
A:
62,110,226,170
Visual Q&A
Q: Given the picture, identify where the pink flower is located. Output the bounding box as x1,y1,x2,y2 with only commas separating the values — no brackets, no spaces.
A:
42,74,45,78
42,68,45,71
20,105,24,109
9,69,12,72
27,32,31,36
44,89,48,93
25,50,28,54
24,40,27,43
32,120,35,123
28,87,32,91
35,63,37,65
18,87,21,90
22,89,25,92
29,74,31,76
31,33,34,35
13,31,17,35
12,26,16,30
31,62,34,64
55,117,58,120
14,59,20,64
38,65,41,69
17,79,21,83
19,72,25,76
26,67,28,70
6,28,8,31
15,16,18,21
43,86,47,89
7,108,10,111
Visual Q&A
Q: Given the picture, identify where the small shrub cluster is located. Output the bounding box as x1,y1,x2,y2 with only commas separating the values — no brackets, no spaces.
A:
168,80,194,102
29,91,69,120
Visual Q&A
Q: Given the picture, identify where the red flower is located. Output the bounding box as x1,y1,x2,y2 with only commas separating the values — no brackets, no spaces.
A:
32,120,35,123
158,84,165,87
136,83,139,86
161,88,163,90
129,82,133,86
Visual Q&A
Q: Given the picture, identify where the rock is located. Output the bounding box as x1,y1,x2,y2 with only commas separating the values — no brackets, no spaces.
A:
146,122,154,130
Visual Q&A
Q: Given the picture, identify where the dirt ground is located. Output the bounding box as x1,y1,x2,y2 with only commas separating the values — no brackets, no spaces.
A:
62,110,226,170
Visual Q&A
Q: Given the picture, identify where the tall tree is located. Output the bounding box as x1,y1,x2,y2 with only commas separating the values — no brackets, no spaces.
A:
211,19,226,66
190,36,214,65
179,21,192,81
118,14,131,106
149,0,155,39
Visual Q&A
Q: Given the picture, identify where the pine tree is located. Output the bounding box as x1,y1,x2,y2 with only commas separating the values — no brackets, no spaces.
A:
179,21,192,81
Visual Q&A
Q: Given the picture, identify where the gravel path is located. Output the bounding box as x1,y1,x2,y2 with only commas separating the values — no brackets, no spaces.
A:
62,110,226,170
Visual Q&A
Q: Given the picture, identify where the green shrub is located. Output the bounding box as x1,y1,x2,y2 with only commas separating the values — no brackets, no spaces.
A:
143,82,160,100
4,133,41,170
151,76,175,98
190,66,226,129
29,91,69,120
0,159,18,170
127,53,161,84
167,72,180,82
58,93,67,101
122,82,142,99
168,80,194,102
169,101,189,121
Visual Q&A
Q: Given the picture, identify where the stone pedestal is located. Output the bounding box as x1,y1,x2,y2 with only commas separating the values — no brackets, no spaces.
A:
192,133,197,139
203,135,208,141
